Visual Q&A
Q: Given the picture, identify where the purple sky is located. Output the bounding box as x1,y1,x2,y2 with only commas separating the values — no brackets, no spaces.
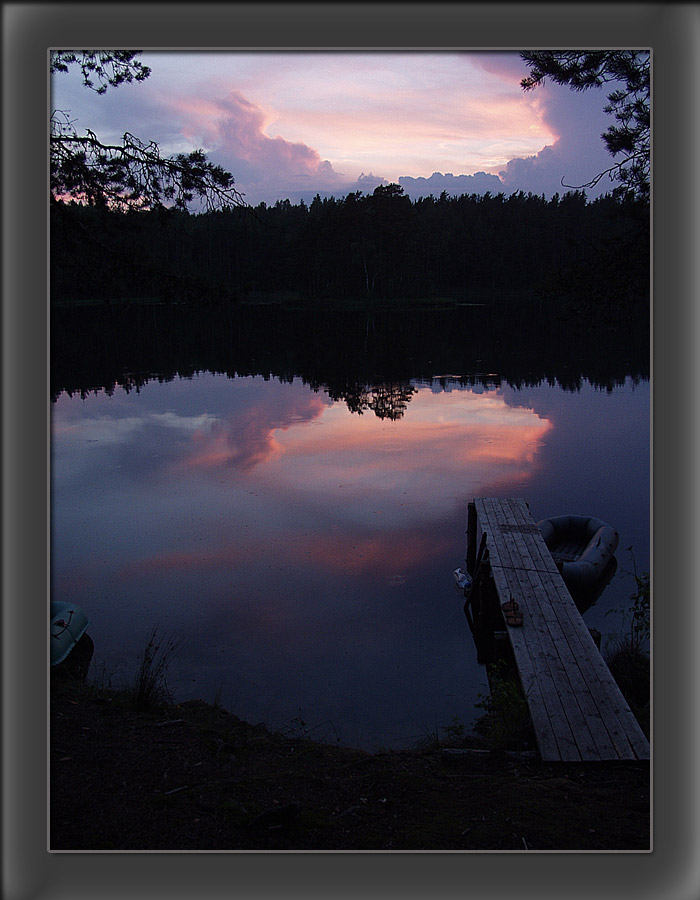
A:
51,51,624,207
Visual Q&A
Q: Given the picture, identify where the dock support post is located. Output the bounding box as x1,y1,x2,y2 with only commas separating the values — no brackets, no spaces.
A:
466,501,477,574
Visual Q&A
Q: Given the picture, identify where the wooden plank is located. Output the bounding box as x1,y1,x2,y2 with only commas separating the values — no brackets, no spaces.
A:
496,499,603,761
471,498,649,762
506,498,646,760
525,500,648,759
474,502,559,758
477,499,582,761
506,500,649,759
486,498,589,761
503,501,615,752
501,499,619,760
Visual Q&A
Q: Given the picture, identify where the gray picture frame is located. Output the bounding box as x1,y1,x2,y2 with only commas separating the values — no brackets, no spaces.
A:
3,2,697,898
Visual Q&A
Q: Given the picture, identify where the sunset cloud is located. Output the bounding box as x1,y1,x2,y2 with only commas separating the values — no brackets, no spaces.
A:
244,385,555,530
119,524,453,587
177,388,330,473
51,50,620,205
172,90,346,198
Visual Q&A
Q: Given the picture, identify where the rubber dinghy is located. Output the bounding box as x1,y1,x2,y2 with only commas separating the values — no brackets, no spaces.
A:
537,515,619,596
50,601,90,667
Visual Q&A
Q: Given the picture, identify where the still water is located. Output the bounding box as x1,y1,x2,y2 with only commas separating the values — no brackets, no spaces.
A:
51,363,649,750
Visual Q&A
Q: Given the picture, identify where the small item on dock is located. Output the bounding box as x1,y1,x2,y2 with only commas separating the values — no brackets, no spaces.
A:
536,515,619,596
453,567,473,593
501,597,523,627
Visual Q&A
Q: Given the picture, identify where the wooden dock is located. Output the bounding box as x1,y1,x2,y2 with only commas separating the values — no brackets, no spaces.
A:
466,497,650,762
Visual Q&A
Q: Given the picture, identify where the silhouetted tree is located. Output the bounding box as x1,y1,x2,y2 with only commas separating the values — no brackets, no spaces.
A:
51,51,245,212
520,51,650,201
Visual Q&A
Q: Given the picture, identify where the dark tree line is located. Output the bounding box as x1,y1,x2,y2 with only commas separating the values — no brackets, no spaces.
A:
51,301,649,419
51,183,649,326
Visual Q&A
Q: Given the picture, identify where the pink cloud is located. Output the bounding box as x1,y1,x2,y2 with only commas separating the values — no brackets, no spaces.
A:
468,52,533,85
175,90,345,193
53,50,617,207
169,62,553,203
118,522,452,586
279,414,552,476
285,528,453,580
175,389,329,474
216,93,322,170
485,59,624,198
119,545,251,578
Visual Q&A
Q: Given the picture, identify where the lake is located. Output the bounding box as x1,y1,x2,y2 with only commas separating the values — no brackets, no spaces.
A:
50,304,649,750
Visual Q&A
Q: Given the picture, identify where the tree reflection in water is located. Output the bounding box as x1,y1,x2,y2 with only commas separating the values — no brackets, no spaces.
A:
50,303,649,750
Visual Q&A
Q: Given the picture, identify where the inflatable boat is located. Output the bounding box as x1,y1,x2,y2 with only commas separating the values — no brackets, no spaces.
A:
537,515,619,596
50,601,90,667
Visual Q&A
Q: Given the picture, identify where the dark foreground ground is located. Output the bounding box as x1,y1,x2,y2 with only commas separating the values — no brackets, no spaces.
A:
50,675,650,852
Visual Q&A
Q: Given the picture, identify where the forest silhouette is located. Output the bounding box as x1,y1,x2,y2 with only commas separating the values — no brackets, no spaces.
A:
51,301,649,420
51,184,649,418
51,185,648,325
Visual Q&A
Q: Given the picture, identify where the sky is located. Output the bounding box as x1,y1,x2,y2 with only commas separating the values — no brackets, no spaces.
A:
50,51,623,208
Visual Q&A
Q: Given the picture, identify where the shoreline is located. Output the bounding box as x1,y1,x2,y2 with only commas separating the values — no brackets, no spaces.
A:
50,673,650,852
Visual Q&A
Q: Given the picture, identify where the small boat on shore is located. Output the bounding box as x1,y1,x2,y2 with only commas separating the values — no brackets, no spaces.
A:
537,515,619,596
50,601,90,667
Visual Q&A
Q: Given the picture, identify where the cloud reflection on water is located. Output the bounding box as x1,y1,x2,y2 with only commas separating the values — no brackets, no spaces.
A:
96,380,551,588
51,374,554,748
173,380,552,502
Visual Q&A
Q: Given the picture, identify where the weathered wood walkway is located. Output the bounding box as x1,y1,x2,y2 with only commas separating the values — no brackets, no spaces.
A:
467,497,650,762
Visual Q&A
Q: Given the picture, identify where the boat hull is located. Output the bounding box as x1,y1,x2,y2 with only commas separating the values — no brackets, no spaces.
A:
50,601,90,667
537,515,619,596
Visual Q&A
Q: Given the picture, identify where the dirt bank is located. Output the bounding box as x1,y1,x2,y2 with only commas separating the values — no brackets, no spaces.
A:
50,676,650,852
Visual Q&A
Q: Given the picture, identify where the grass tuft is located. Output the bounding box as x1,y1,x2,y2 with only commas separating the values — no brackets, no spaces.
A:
130,626,182,711
604,638,650,737
473,660,535,751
